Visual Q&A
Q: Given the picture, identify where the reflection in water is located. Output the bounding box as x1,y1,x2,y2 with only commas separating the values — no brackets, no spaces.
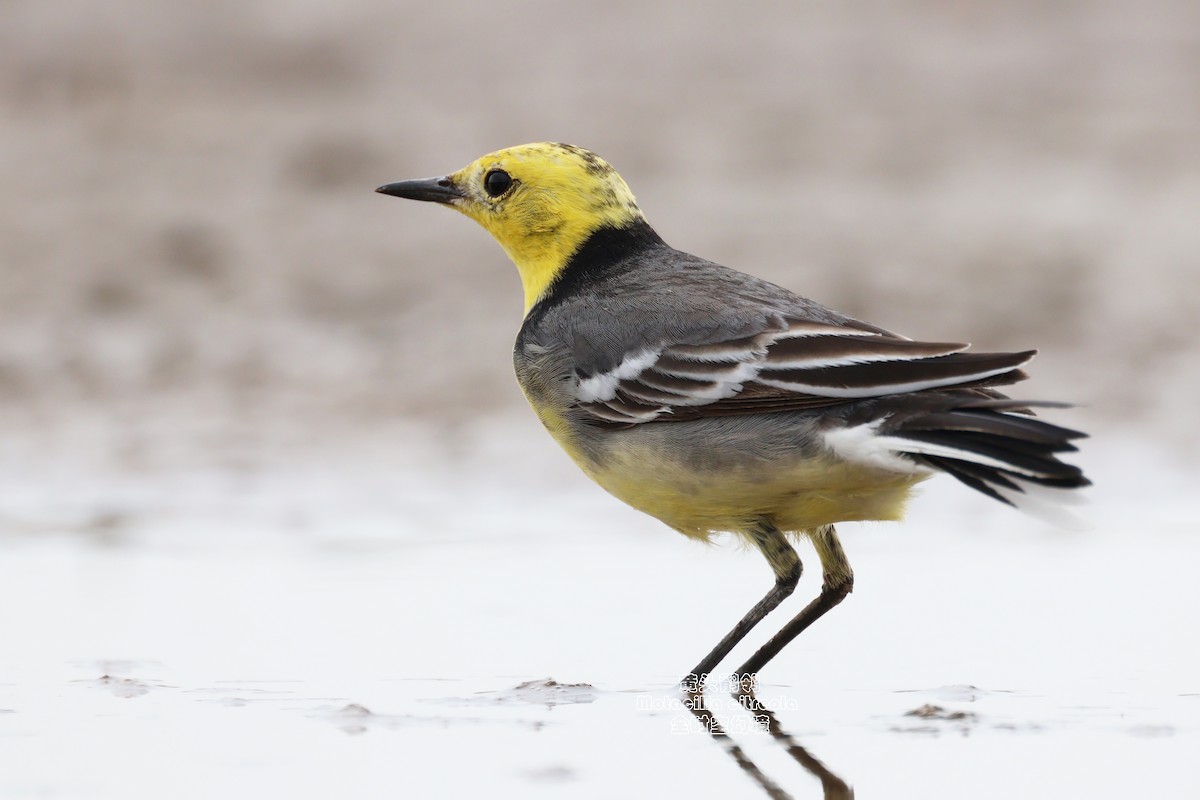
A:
685,682,853,800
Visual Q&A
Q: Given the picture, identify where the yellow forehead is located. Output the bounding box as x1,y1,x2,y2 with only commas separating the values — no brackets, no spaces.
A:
459,142,618,182
447,141,641,232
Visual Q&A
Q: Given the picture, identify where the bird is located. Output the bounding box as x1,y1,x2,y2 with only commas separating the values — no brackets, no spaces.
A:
376,142,1089,688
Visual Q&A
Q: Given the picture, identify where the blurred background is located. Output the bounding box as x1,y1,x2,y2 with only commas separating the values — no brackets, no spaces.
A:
1,0,1198,534
4,5,1199,797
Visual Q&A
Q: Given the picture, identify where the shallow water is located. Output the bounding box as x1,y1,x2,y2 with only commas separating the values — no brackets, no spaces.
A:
4,1,1197,794
2,432,1198,799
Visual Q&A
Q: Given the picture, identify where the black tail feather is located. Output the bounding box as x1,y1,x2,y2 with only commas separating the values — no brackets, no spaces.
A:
899,410,1085,450
924,454,1016,505
891,403,1090,506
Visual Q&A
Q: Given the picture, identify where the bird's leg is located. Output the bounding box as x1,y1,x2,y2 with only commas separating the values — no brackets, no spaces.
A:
683,521,801,691
734,524,854,683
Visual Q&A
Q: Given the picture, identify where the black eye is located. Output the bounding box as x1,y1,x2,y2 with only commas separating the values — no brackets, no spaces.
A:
484,169,513,197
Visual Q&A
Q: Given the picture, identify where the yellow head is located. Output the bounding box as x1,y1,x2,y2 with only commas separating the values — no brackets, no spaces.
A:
378,143,647,312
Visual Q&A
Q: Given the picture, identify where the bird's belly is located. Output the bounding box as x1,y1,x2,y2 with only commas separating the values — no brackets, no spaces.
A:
542,412,929,539
592,447,925,539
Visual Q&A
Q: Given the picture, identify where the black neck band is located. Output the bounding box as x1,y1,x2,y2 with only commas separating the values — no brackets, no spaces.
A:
536,219,664,310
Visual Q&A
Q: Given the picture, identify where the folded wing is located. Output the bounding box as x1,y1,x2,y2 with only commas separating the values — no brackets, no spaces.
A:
575,317,1034,425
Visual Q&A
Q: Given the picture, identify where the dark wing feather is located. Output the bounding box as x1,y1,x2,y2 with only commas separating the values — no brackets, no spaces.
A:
574,315,1036,426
